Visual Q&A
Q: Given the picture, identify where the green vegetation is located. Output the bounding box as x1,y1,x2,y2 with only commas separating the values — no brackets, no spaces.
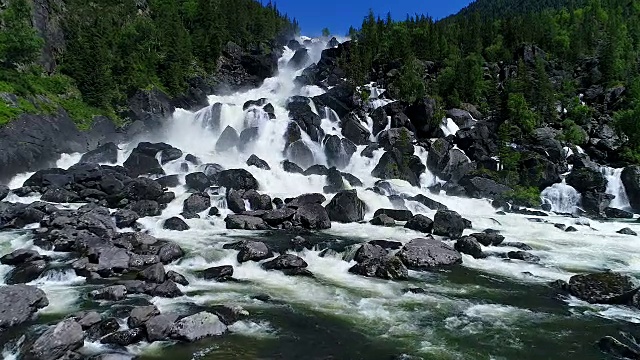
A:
502,186,542,207
0,0,297,127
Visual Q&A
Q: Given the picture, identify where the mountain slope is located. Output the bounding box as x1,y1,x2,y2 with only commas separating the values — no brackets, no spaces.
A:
452,0,575,19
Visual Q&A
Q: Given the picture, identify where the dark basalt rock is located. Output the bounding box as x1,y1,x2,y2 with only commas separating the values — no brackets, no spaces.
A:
113,209,139,228
262,254,308,271
183,192,211,214
128,305,161,328
213,169,259,191
455,236,484,258
0,285,49,330
6,260,48,284
370,214,395,227
408,194,448,211
622,165,640,212
604,207,634,219
368,240,403,250
24,319,85,360
598,336,640,359
1,249,47,265
432,210,467,239
398,237,462,270
325,190,366,223
566,167,607,194
163,217,190,231
41,187,80,203
123,151,164,178
348,255,408,280
236,241,273,263
185,172,211,192
404,214,433,233
160,147,183,164
374,209,413,222
617,227,637,236
89,285,127,301
224,214,269,230
80,142,119,164
470,232,505,246
353,243,388,263
566,271,639,304
101,328,146,346
507,251,541,263
216,126,240,152
198,265,234,282
246,154,271,170
293,203,331,230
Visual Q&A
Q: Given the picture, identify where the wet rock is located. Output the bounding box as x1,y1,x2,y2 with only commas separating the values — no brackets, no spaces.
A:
605,207,634,219
170,312,227,342
224,214,268,230
183,192,211,213
262,254,308,271
215,126,239,152
0,249,46,265
26,319,85,360
285,193,326,207
226,189,246,213
323,167,347,193
87,353,134,360
163,217,190,231
323,135,356,169
293,203,331,230
370,214,395,227
214,169,259,191
432,210,467,239
89,285,127,301
198,265,234,282
210,305,248,326
160,147,183,164
598,336,640,359
303,164,329,176
565,226,578,232
349,255,408,280
123,151,164,178
243,189,273,211
208,207,220,216
113,209,139,228
0,185,8,201
341,172,363,187
404,214,434,233
341,117,371,145
368,240,403,250
128,305,161,328
137,263,166,283
353,243,387,263
398,237,462,270
499,242,533,251
146,280,183,298
507,251,540,263
567,272,639,304
374,209,413,222
184,172,210,192
146,314,180,342
246,154,271,170
157,175,181,189
459,176,512,199
470,232,504,246
125,199,161,218
554,223,567,231
408,194,448,211
0,285,49,330
80,143,119,164
6,260,48,284
617,227,637,236
455,236,484,258
41,187,80,203
101,328,146,346
326,190,366,223
95,247,130,275
72,311,102,329
237,241,273,263
263,208,296,226
567,168,607,194
86,318,120,340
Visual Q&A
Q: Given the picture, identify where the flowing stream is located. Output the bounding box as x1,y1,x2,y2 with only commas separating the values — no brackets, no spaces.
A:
2,37,640,360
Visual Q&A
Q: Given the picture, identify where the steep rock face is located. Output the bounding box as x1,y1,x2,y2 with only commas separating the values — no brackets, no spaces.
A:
0,112,119,184
32,0,66,73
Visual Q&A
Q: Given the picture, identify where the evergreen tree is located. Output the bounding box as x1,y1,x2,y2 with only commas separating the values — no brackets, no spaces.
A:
0,0,43,69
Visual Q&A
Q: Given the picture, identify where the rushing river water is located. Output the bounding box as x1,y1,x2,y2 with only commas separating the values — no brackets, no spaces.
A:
2,37,640,360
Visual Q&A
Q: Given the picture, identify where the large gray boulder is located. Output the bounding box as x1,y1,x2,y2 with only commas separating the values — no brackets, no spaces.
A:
325,190,366,223
0,285,49,330
398,237,462,270
170,312,227,342
293,203,331,229
25,319,85,360
622,165,640,212
432,210,468,239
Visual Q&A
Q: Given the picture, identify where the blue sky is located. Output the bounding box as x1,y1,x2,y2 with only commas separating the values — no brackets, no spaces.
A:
272,0,474,36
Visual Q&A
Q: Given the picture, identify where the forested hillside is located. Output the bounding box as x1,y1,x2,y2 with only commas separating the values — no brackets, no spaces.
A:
342,0,640,203
0,0,298,127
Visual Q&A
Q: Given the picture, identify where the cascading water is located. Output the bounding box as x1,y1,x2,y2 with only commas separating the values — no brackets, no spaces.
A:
540,180,581,213
602,166,632,210
3,36,640,360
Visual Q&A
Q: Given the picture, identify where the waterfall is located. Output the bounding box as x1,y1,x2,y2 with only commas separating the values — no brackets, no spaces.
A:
601,167,632,210
540,180,581,213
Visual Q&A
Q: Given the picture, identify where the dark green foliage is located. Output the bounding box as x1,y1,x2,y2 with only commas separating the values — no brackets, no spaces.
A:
0,0,44,68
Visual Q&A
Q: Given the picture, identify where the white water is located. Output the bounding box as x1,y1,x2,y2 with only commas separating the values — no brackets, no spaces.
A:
602,166,632,210
2,37,640,359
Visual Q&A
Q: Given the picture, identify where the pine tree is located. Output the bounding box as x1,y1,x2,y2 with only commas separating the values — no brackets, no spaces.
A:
0,0,43,69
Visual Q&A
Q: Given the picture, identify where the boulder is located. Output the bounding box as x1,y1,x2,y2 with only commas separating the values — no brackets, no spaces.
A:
408,194,448,211
567,272,639,304
146,280,183,298
326,190,366,223
470,232,504,246
183,192,211,213
507,251,541,263
282,160,304,174
1,249,47,265
41,187,80,203
323,135,356,169
406,97,439,139
622,165,640,212
243,189,273,211
101,328,146,346
160,147,183,164
353,243,387,263
404,214,434,233
137,263,166,283
127,200,160,217
341,117,371,145
6,260,48,284
374,209,413,222
370,214,395,227
185,172,211,192
262,254,308,271
605,207,634,219
226,189,246,213
567,168,607,194
0,285,49,330
246,154,270,170
432,210,467,239
214,169,259,191
113,209,139,228
123,151,164,178
368,240,403,250
167,270,189,286
324,167,347,193
80,142,119,164
72,311,102,329
398,237,463,270
617,228,637,236
128,305,161,328
263,208,296,226
216,126,240,152
581,191,615,217
170,312,227,342
371,149,424,187
459,176,512,199
224,215,268,230
288,48,310,69
304,164,329,176
198,265,234,282
122,178,163,201
348,256,408,280
454,236,484,258
598,336,640,360
446,109,475,129
286,193,326,208
293,203,331,230
0,185,8,201
163,217,190,231
286,140,315,169
89,285,127,301
26,319,85,360
442,149,475,183
86,318,120,340
146,314,180,342
236,241,273,263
